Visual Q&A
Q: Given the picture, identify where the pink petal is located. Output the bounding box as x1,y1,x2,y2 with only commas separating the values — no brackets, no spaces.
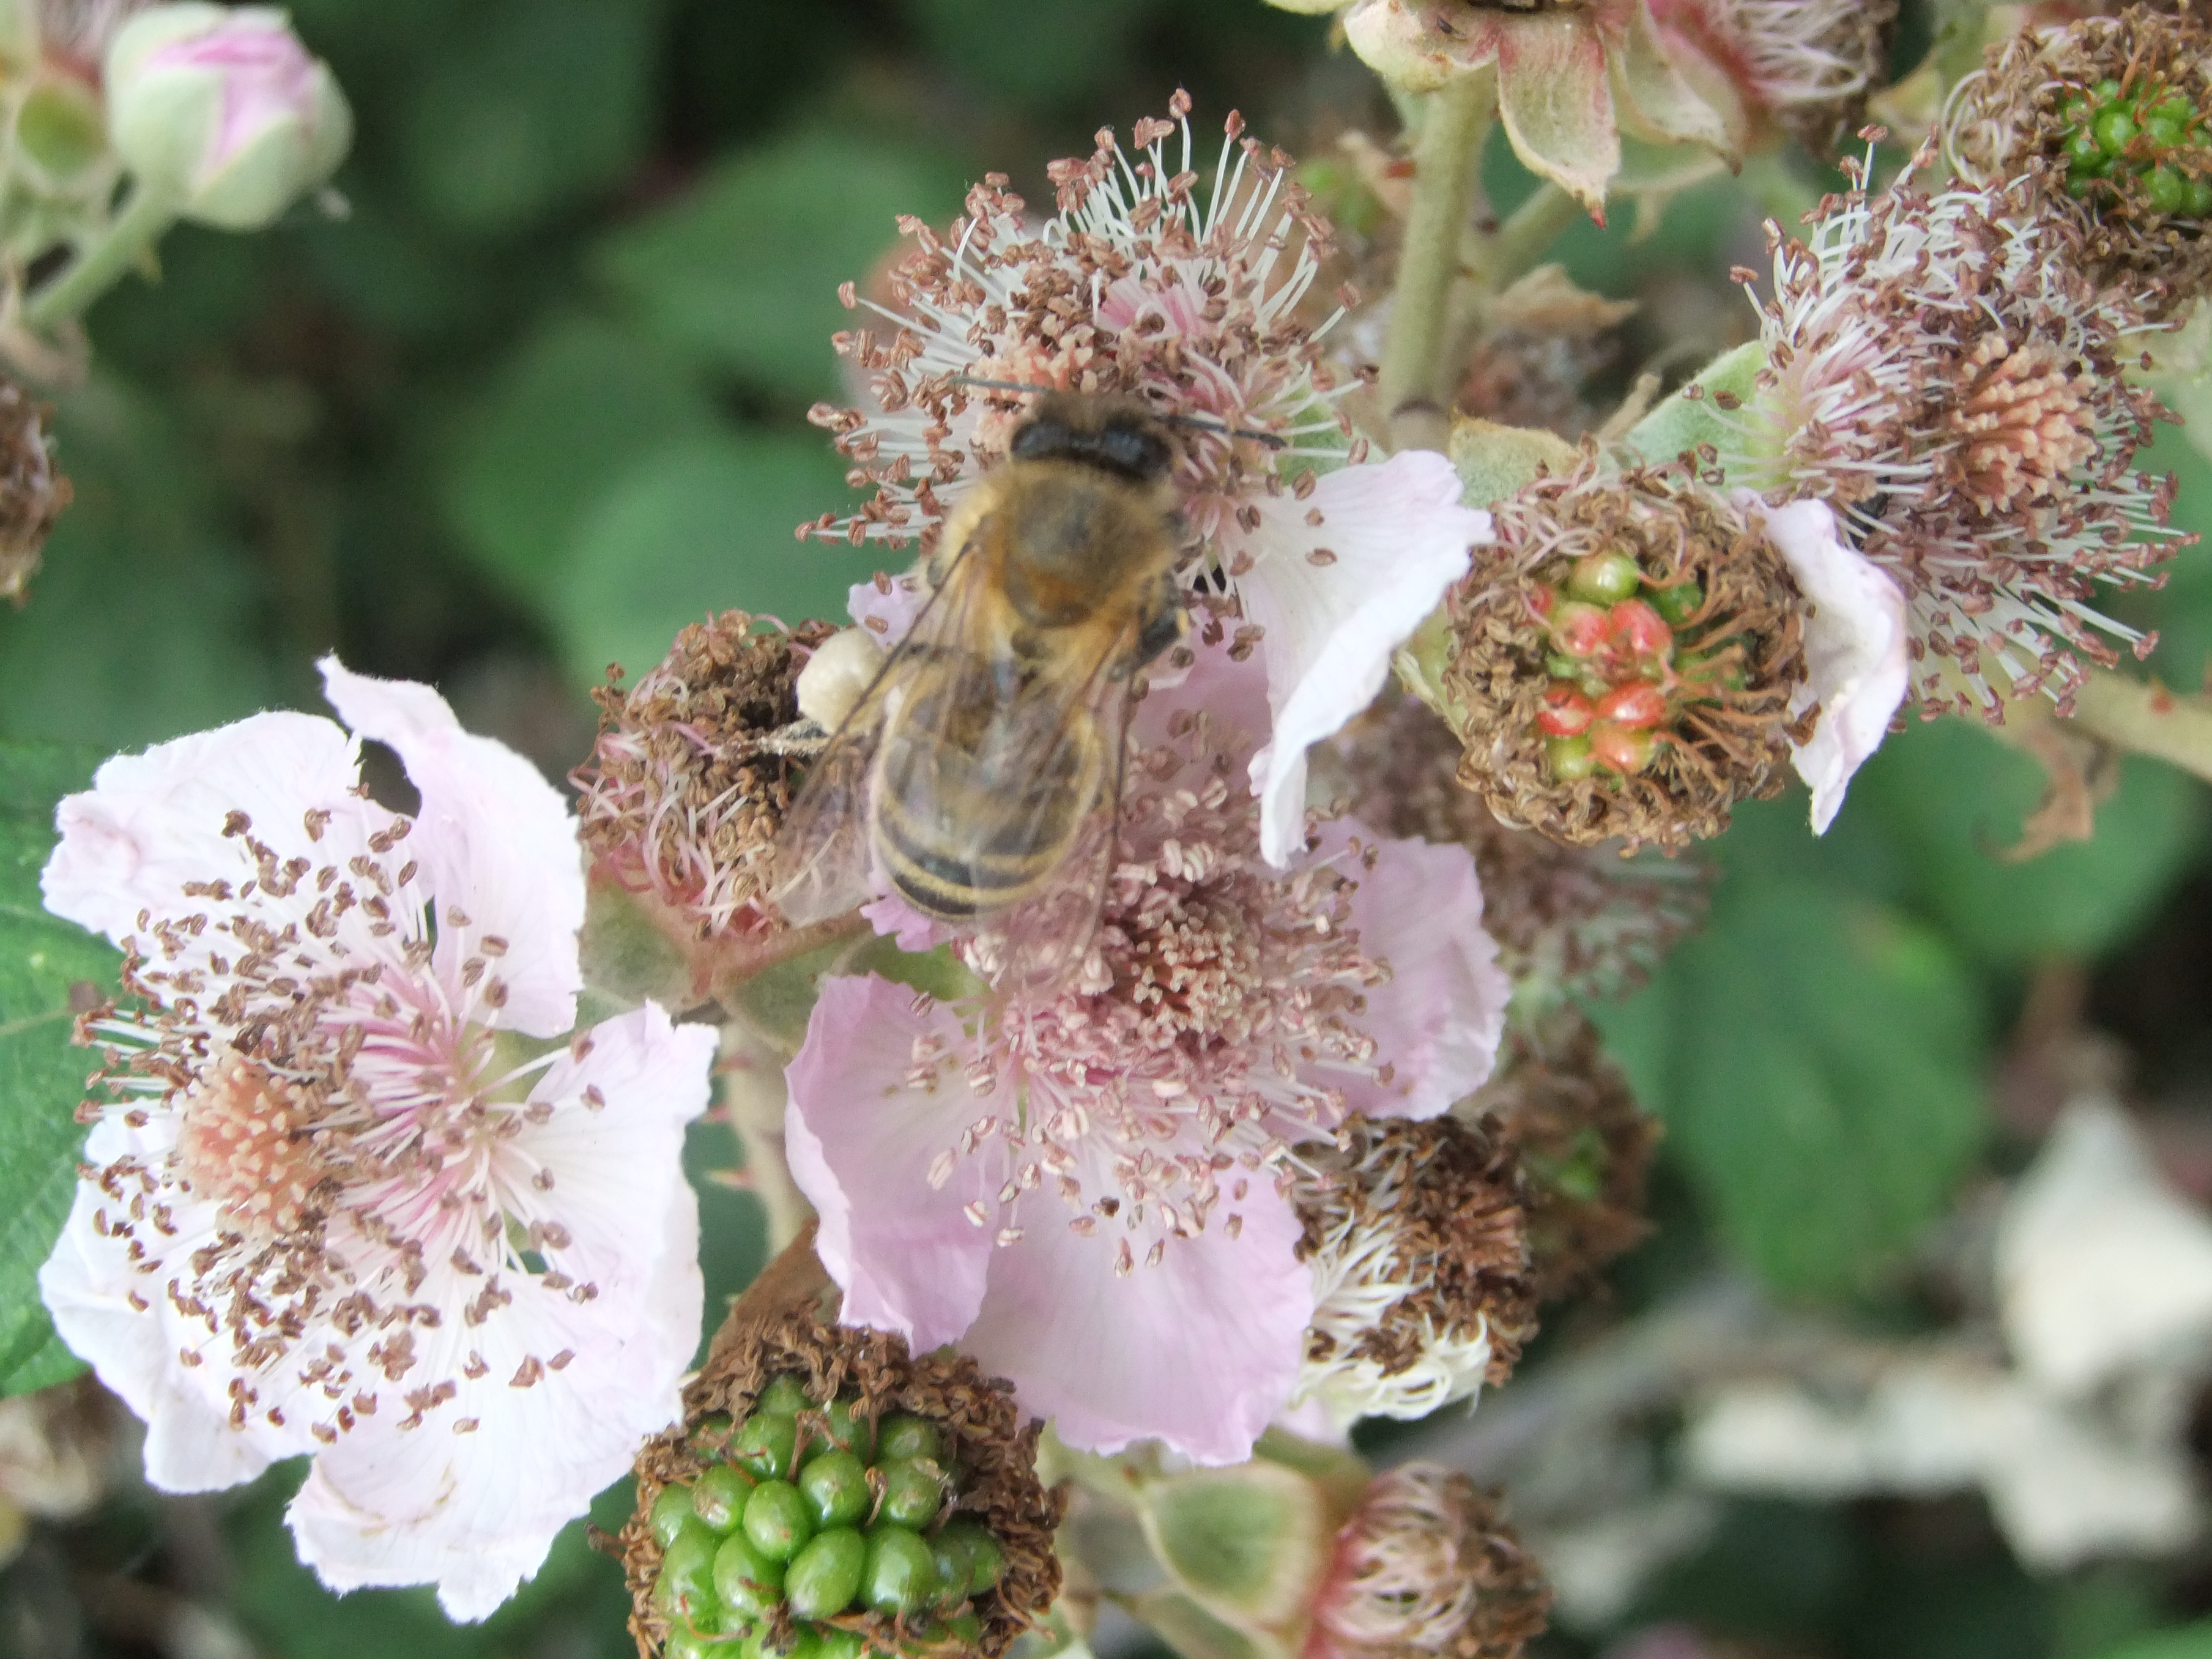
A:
1495,11,1623,220
1753,499,1908,833
957,1173,1315,1465
784,976,994,1350
40,711,365,946
1322,822,1509,1120
1230,453,1484,866
318,657,584,1038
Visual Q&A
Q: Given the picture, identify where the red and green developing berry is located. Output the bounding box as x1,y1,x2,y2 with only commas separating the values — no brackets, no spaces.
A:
1530,547,1739,782
649,1375,1006,1659
2058,76,2212,217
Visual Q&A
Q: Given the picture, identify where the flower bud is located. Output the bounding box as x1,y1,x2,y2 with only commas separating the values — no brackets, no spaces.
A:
624,1304,1061,1659
571,611,837,948
1290,1116,1537,1429
103,3,351,230
1442,464,1807,850
1307,1464,1551,1659
0,379,69,606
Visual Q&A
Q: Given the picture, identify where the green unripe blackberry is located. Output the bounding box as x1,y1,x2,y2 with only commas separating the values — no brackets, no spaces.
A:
861,1525,940,1616
798,1449,871,1527
732,1412,799,1482
785,1526,868,1619
875,1458,946,1530
713,1532,785,1620
693,1463,758,1534
651,1483,701,1549
743,1479,815,1562
875,1413,941,1464
757,1375,813,1416
938,1522,1003,1593
656,1520,721,1622
821,1398,874,1460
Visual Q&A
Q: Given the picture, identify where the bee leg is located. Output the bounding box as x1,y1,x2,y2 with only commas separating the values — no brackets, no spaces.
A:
1130,575,1189,670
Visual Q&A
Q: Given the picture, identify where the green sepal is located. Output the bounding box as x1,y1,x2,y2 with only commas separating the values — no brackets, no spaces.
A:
1616,339,1765,473
1135,1460,1334,1647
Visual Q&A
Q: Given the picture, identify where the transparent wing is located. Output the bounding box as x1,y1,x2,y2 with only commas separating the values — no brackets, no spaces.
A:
959,666,1138,995
765,567,981,929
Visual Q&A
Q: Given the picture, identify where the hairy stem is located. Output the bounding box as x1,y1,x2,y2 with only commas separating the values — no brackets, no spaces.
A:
23,181,180,332
1378,72,1498,442
2070,668,2212,784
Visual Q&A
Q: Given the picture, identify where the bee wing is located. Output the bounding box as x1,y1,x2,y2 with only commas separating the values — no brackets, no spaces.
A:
962,667,1138,995
766,567,983,929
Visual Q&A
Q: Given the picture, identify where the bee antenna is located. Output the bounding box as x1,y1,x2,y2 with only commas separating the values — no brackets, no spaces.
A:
1158,412,1288,451
943,376,1288,451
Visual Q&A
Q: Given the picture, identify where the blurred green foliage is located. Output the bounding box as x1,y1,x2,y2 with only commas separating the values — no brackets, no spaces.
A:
0,0,2208,1653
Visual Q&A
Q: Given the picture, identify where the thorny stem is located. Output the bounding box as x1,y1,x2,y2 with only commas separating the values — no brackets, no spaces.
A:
2070,668,2212,785
23,181,179,332
1378,72,1498,445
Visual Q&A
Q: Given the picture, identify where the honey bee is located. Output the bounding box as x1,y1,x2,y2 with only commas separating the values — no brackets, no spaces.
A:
769,392,1195,983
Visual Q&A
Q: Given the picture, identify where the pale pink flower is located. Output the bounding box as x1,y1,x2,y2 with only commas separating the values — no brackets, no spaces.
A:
783,644,1508,1464
803,97,1486,866
104,3,351,230
36,658,716,1620
1751,495,1909,832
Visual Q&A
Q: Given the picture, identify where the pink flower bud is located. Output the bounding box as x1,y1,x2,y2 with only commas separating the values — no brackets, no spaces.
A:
104,4,351,230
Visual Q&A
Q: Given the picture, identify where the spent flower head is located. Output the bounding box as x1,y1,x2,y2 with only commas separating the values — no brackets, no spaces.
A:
801,95,1485,866
1442,462,1840,847
1306,1463,1551,1659
571,611,837,950
36,659,716,1619
624,1304,1061,1659
784,644,1509,1464
1740,146,2189,716
1949,7,2212,316
0,377,68,606
1290,1116,1535,1430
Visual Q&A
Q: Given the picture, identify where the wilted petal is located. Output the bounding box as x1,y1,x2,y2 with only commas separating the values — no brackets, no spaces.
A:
1602,0,1740,158
1495,11,1622,220
785,975,995,1350
1342,0,1507,91
319,657,584,1037
40,711,365,946
1321,822,1508,1120
1233,451,1485,866
957,1167,1315,1465
1756,499,1907,833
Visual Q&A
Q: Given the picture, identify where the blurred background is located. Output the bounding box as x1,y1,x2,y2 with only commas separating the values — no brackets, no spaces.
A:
4,0,2212,1655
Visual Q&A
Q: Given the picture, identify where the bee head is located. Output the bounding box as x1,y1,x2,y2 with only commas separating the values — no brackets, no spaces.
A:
1008,394,1175,484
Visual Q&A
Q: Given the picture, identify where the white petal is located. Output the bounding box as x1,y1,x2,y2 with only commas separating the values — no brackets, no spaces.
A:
286,1004,713,1620
40,711,365,946
318,657,584,1037
1753,497,1908,834
1229,453,1485,866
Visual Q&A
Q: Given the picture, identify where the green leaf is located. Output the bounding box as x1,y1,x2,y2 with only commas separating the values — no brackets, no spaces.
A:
551,431,879,688
445,312,721,602
2096,1622,2212,1659
396,0,662,237
1605,879,1988,1297
0,741,118,1395
1854,717,2206,966
592,130,968,403
908,0,1150,108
